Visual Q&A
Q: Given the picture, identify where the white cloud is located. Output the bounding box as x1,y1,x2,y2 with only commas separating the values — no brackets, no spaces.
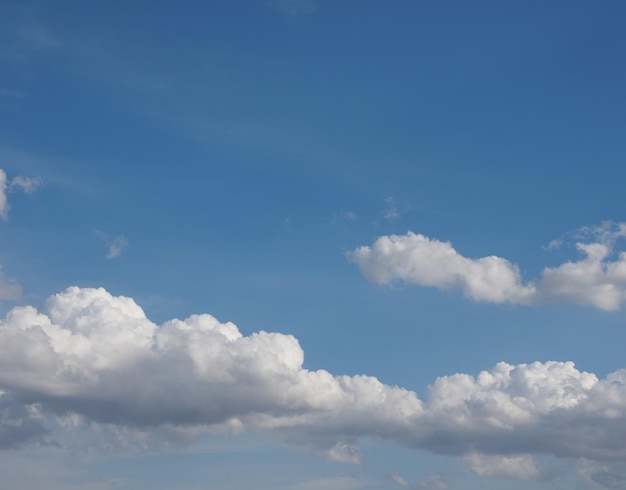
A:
349,223,626,310
0,266,21,301
384,197,400,220
10,175,44,195
464,453,544,480
285,476,365,490
391,474,448,490
96,232,128,259
415,475,448,490
3,287,626,487
0,169,44,221
390,474,410,488
0,169,9,221
331,211,358,225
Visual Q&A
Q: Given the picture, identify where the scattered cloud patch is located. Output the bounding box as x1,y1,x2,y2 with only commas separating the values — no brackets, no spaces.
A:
350,222,626,310
0,169,44,221
384,197,400,220
0,169,9,221
0,266,21,301
10,175,44,195
284,217,293,228
464,453,546,480
578,459,626,490
2,288,626,486
331,211,358,225
391,474,448,489
96,232,128,259
391,474,410,487
285,475,365,490
415,475,448,490
0,391,47,449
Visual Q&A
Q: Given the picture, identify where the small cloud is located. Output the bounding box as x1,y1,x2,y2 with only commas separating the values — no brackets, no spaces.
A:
284,217,293,228
326,442,361,464
0,170,9,221
384,197,400,220
96,232,128,259
543,239,562,251
331,211,358,225
0,169,44,221
391,474,410,488
10,175,44,195
0,266,21,301
391,474,448,489
464,453,545,480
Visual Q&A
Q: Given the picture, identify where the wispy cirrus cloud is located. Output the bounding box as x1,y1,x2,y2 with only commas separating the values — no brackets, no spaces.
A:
2,287,626,487
349,221,626,311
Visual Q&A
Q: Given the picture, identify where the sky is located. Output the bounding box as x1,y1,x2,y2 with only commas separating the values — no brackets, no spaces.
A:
1,0,626,488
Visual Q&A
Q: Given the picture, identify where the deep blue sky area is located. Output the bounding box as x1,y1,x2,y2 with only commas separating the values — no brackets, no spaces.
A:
1,1,626,489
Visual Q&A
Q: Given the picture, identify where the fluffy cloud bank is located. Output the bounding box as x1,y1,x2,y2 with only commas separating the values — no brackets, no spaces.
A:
1,287,626,485
349,223,626,310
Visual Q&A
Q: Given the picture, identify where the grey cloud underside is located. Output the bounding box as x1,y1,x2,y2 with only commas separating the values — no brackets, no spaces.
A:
1,287,626,479
350,224,626,310
0,393,47,449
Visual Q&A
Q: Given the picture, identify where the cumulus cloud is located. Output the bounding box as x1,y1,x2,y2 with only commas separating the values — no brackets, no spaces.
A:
2,287,626,487
349,222,626,310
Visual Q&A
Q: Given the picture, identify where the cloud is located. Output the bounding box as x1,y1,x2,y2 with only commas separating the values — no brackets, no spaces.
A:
0,266,21,301
391,474,410,488
384,197,400,220
96,232,128,259
331,211,358,225
0,169,9,221
578,460,626,490
349,222,626,310
285,475,365,490
391,474,448,489
10,175,44,195
463,453,545,480
0,391,47,449
0,169,44,221
3,287,626,486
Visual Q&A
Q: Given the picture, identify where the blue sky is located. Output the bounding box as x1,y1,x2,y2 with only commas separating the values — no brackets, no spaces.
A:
2,1,626,489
